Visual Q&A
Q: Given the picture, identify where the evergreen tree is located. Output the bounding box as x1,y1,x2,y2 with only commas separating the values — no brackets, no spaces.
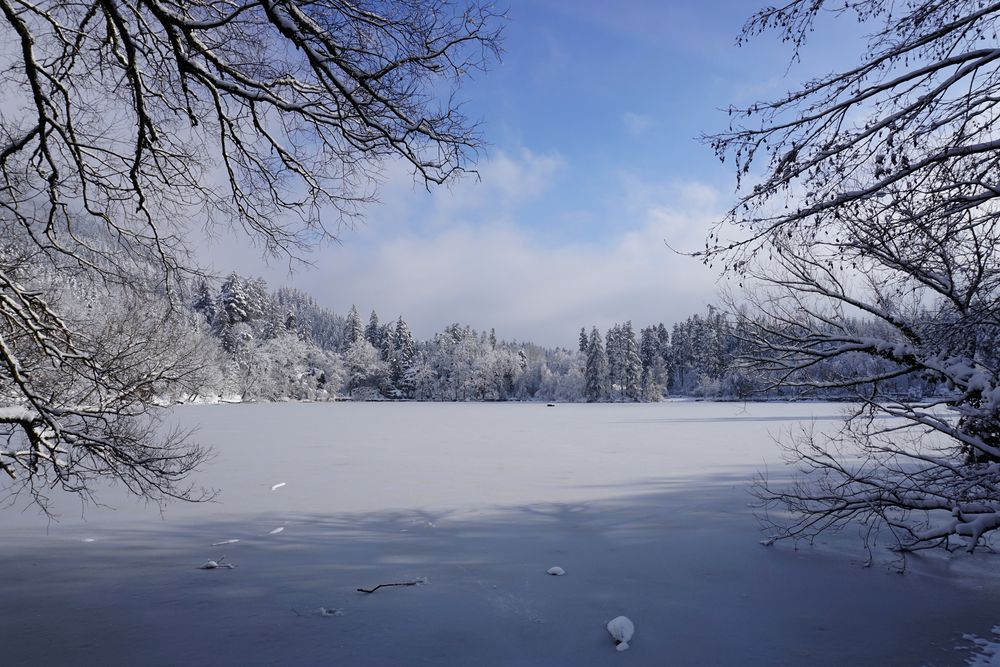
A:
393,317,417,394
671,321,689,391
193,280,216,324
343,305,364,348
379,322,395,358
365,310,382,348
584,326,609,402
579,327,588,353
706,306,731,380
640,369,660,402
214,309,234,353
605,324,621,396
622,321,642,401
381,332,399,394
248,277,270,322
639,326,658,374
656,323,672,383
220,273,252,324
395,317,416,366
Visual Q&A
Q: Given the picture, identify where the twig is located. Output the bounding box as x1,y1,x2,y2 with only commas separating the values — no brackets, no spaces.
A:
357,581,419,594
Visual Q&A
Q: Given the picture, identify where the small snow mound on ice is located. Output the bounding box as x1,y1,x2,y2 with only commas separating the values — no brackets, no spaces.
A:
607,616,634,651
547,566,565,576
199,559,235,570
270,482,287,491
82,538,95,543
268,527,285,535
211,539,239,546
964,626,1000,666
317,607,345,617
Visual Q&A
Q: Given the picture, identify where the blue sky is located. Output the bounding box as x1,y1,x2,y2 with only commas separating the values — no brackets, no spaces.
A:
208,0,864,347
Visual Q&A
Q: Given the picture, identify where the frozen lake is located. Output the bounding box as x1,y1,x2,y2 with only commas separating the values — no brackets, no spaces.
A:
4,402,1000,665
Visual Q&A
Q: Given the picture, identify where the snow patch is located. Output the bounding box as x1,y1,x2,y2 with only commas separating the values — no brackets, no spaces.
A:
964,626,1000,666
317,607,345,617
199,559,236,570
0,406,38,422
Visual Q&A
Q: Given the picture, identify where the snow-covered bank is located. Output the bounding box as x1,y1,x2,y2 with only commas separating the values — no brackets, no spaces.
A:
3,402,998,665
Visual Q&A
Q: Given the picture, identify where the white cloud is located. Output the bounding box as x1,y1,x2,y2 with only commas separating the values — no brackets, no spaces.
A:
318,213,719,348
200,151,725,348
431,148,564,219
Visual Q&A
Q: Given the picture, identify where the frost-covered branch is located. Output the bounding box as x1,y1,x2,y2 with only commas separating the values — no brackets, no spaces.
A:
712,0,1000,554
0,0,499,513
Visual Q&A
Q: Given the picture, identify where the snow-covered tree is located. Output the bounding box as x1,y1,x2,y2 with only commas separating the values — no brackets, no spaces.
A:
193,280,216,324
365,311,383,349
344,341,389,398
604,324,621,398
254,334,344,401
220,274,253,325
584,327,610,402
392,317,418,395
343,306,365,349
622,321,642,402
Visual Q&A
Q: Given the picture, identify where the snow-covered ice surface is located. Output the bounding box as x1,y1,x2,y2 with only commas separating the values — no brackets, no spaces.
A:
3,401,1000,666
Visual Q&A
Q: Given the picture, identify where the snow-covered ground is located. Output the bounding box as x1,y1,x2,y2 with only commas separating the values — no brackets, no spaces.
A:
3,402,999,666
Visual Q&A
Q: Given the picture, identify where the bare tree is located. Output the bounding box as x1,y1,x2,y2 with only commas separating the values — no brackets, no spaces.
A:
0,0,500,511
707,1,1000,554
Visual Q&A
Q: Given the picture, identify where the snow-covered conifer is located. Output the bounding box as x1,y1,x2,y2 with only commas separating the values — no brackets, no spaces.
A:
220,273,252,324
193,280,216,324
365,310,382,349
622,321,642,401
584,327,610,402
344,305,364,348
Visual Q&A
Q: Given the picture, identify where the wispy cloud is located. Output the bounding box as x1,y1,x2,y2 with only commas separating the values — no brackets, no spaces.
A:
622,111,655,137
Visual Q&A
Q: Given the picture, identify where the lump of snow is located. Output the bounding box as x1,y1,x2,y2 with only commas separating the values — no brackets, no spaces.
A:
199,559,235,570
268,527,285,535
0,406,39,422
317,607,345,617
211,539,240,546
270,482,287,491
547,566,566,576
607,616,635,651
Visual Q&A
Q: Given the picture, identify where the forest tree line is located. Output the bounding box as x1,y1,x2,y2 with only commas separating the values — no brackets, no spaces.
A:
176,273,942,404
